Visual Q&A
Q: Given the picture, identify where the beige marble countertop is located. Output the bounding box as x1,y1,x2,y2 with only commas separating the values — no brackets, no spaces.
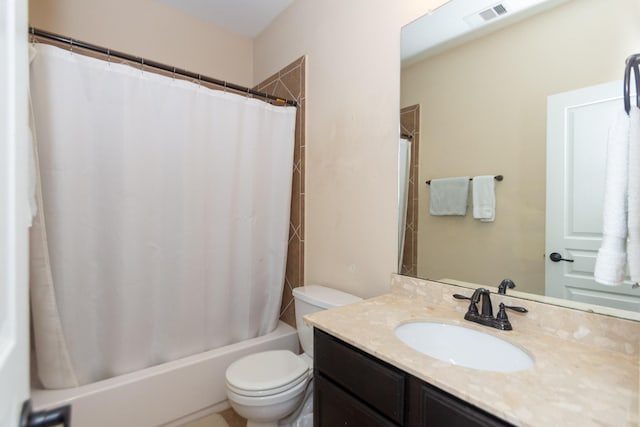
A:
305,277,639,427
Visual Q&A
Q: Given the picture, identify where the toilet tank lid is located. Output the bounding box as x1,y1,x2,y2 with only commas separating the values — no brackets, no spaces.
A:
292,285,362,309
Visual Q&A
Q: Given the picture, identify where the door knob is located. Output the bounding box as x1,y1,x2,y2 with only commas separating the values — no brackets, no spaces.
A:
20,400,71,427
549,252,574,263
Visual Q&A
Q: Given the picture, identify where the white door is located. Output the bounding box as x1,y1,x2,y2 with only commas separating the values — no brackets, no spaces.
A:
546,81,640,311
1,0,31,425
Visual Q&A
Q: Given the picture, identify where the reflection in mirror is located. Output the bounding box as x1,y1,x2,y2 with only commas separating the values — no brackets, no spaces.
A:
400,106,420,277
400,0,640,318
398,135,412,272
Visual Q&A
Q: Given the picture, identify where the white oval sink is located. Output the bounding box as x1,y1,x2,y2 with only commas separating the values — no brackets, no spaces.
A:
394,322,533,372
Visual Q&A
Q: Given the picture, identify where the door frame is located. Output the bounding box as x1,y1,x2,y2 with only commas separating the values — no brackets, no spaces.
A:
0,0,31,425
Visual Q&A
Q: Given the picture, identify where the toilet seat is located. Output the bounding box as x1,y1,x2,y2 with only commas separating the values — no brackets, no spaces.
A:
226,374,310,407
226,350,310,398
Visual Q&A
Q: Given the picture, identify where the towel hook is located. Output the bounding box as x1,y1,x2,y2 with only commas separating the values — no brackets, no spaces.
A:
624,53,640,115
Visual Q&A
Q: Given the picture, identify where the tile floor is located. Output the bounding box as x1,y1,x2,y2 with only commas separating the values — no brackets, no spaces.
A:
181,408,246,427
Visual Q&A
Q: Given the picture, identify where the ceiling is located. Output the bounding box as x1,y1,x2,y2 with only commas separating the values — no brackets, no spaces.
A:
401,0,572,66
155,0,295,38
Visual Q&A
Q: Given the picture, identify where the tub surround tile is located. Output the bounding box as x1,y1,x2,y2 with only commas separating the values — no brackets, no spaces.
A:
306,275,639,427
399,105,419,277
255,56,306,329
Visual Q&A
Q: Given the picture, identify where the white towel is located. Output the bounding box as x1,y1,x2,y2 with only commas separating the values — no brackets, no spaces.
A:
472,176,495,222
429,177,469,216
627,108,640,282
594,110,630,286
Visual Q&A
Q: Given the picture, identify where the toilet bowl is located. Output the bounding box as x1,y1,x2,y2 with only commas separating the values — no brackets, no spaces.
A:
225,285,361,427
225,350,311,427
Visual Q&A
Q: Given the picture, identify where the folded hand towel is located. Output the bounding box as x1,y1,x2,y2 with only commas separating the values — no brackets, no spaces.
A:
627,108,640,282
429,177,469,216
594,110,630,286
472,176,495,222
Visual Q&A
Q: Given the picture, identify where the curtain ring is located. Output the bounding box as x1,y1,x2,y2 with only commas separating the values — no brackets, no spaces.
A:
140,58,144,73
107,49,111,66
172,67,176,81
223,81,227,93
198,74,202,88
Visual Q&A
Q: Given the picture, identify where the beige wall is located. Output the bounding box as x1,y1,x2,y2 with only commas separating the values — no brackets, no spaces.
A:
401,0,640,294
254,0,438,298
29,0,253,86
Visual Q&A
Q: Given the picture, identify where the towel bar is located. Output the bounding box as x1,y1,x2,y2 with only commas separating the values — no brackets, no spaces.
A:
426,175,503,185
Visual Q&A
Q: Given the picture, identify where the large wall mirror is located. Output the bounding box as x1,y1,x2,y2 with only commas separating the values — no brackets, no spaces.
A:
400,0,640,319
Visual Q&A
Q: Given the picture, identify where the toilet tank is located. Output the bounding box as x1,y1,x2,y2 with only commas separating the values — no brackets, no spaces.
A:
292,285,362,356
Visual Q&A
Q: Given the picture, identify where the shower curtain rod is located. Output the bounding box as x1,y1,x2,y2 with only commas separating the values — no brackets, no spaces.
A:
29,27,298,107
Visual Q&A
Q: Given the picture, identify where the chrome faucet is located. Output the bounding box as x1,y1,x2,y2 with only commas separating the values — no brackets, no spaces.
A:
453,288,527,331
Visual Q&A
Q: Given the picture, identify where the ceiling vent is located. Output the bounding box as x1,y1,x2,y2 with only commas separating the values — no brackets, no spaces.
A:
481,4,507,21
464,3,510,27
493,4,508,16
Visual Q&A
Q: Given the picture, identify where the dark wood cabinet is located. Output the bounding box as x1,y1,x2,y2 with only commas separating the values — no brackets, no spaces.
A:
314,328,514,427
315,374,397,427
406,377,512,427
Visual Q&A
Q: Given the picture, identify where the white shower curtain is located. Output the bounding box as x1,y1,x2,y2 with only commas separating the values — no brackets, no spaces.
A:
29,44,297,388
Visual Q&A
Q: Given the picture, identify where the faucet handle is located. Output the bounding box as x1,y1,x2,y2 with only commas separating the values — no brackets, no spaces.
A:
500,303,528,314
496,303,528,327
495,302,529,331
452,293,479,315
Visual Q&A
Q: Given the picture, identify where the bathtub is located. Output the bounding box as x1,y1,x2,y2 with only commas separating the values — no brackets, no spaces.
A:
31,321,299,427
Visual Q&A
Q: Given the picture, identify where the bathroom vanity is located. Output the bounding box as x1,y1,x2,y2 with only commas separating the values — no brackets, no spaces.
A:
314,328,511,426
306,275,640,427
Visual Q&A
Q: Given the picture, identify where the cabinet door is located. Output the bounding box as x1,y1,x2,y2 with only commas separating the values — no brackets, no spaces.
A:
314,329,405,424
407,377,514,427
315,374,398,427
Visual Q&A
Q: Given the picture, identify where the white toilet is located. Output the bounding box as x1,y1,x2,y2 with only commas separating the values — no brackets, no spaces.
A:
225,285,362,427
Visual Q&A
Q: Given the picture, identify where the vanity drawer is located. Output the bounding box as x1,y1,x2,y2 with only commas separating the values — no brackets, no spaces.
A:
315,374,398,427
407,377,514,427
314,328,405,425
